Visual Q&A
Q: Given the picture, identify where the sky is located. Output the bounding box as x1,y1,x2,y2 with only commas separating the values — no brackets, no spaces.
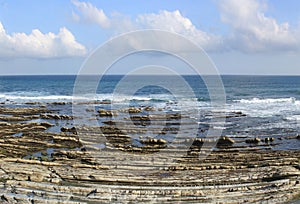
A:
0,0,300,75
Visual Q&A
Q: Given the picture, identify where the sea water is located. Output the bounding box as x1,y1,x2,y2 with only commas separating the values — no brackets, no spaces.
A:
0,75,299,150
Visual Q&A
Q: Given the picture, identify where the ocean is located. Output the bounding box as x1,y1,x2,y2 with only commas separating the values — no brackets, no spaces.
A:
0,75,300,150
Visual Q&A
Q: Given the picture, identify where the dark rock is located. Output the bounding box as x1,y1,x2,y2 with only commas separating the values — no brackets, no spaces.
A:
127,107,142,113
1,195,8,202
217,136,235,147
103,120,115,125
52,102,66,105
98,109,113,117
246,138,261,144
53,115,60,120
99,100,111,104
130,115,150,121
25,102,41,105
41,151,47,156
224,111,247,118
100,126,124,135
166,113,181,120
40,122,54,128
264,137,275,143
144,106,155,111
192,138,204,147
41,114,72,120
60,126,77,134
234,111,243,115
86,189,97,197
61,127,68,132
70,127,77,134
140,138,167,146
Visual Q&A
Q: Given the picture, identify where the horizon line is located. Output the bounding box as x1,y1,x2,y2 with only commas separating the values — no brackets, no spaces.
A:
1,73,300,77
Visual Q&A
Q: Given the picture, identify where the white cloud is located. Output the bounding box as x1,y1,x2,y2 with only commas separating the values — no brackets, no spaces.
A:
0,22,86,58
218,0,300,52
71,0,110,28
72,1,223,51
72,0,300,53
136,10,223,52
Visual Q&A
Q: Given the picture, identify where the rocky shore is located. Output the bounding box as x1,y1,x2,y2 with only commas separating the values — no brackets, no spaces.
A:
0,104,299,203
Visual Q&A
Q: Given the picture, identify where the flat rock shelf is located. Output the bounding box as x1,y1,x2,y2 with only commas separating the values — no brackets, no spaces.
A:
0,106,299,203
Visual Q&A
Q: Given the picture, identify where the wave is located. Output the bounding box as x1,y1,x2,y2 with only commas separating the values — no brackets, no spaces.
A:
229,97,300,118
285,115,300,121
0,93,86,101
235,97,299,104
0,92,176,104
96,94,173,103
0,92,209,113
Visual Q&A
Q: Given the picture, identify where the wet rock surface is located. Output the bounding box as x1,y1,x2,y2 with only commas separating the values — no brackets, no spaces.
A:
41,114,73,120
98,109,115,117
0,106,299,203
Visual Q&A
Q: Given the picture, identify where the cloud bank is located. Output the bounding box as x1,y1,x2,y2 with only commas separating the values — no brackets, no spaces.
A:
219,0,300,52
0,22,86,58
1,0,299,59
72,0,300,53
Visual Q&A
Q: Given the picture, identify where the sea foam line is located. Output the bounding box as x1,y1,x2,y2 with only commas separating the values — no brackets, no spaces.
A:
234,97,299,104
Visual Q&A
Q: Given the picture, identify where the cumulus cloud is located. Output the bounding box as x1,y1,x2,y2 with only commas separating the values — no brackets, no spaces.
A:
71,0,110,28
136,10,223,52
72,1,223,51
218,0,300,52
0,22,86,58
72,0,300,53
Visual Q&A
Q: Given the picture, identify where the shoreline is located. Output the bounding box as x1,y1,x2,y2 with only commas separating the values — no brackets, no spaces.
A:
0,103,299,203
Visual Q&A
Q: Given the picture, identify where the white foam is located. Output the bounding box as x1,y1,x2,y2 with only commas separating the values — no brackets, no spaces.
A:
286,115,300,121
230,97,300,118
0,92,176,105
88,93,176,103
236,97,297,104
0,94,87,101
212,126,227,130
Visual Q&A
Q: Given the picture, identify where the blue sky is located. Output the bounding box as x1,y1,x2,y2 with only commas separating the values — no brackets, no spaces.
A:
0,0,300,75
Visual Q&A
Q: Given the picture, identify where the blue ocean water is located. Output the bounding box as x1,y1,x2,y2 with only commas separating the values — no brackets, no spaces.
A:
0,75,300,150
1,75,300,105
1,75,299,99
